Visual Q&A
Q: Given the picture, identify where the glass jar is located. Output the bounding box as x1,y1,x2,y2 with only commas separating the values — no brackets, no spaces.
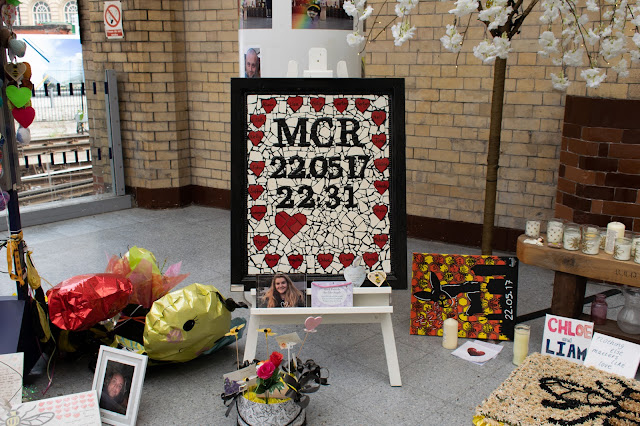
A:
590,293,608,325
563,224,581,251
581,232,601,255
617,286,640,334
546,219,564,249
613,237,632,261
512,324,530,366
525,219,541,238
630,233,640,259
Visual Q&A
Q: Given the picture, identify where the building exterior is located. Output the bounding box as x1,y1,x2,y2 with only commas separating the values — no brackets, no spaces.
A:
16,0,79,32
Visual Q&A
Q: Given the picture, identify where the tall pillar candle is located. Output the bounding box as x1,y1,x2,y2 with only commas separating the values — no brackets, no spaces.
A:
512,324,530,366
442,318,458,349
605,222,625,255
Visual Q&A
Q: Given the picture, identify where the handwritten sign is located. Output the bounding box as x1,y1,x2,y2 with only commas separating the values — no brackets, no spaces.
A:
541,314,594,364
223,364,257,396
0,352,22,408
584,332,640,379
311,281,353,307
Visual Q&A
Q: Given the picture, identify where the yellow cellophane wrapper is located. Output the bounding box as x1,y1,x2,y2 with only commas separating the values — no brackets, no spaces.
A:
472,415,504,426
143,283,231,362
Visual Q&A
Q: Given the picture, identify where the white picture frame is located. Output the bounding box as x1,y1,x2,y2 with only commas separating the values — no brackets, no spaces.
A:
92,346,148,426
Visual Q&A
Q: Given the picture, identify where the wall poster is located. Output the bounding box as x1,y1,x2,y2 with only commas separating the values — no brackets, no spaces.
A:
231,78,406,289
410,254,519,340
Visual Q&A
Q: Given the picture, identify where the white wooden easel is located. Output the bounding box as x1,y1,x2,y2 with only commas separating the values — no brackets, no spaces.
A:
287,47,349,78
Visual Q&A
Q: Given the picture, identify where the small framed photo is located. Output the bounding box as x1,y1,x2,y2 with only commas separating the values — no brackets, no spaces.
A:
257,273,307,308
92,346,148,426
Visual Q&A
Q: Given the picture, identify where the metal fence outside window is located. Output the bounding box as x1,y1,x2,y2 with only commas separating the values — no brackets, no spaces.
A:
31,82,87,122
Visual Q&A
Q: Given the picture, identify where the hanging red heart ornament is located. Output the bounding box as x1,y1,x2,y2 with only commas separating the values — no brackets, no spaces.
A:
1,4,17,27
12,106,35,128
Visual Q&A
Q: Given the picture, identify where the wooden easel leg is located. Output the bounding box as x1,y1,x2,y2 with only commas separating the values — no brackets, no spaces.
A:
551,271,587,318
243,314,260,363
380,314,402,386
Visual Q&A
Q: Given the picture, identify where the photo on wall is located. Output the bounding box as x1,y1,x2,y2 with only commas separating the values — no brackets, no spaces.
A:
291,0,353,30
239,0,273,30
257,273,307,307
243,46,262,78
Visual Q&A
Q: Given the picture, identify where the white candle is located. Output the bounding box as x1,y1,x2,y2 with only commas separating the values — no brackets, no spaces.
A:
563,227,581,251
525,220,541,238
614,237,632,261
605,222,625,254
512,324,530,366
546,220,564,248
631,236,640,258
635,247,640,264
581,232,600,255
442,318,458,349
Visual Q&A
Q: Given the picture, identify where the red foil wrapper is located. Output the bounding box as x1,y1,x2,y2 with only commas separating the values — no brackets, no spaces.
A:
47,274,133,331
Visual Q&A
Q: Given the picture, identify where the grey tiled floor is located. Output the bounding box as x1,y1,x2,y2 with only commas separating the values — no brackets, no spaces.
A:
0,206,632,425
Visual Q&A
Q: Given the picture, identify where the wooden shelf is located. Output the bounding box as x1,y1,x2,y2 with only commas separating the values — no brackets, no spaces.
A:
578,314,640,344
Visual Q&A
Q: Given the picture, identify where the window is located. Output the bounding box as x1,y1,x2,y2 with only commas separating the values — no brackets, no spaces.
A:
15,8,21,26
33,2,51,24
64,1,78,27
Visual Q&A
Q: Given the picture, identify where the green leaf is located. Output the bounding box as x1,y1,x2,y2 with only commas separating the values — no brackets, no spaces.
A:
6,0,21,5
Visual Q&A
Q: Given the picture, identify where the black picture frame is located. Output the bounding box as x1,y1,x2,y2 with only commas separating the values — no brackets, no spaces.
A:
231,78,406,289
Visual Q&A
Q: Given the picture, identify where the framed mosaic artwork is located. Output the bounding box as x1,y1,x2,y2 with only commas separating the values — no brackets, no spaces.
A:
410,254,519,340
231,78,406,289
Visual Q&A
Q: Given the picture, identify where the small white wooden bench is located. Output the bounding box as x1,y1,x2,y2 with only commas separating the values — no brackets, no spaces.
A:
242,286,402,386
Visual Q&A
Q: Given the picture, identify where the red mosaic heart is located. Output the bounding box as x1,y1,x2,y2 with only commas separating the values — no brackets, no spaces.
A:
253,235,269,251
287,96,303,112
467,347,485,357
310,97,325,112
333,98,348,113
288,254,303,270
317,253,333,270
371,134,386,149
355,98,370,113
261,98,277,113
374,181,389,195
373,234,388,249
373,204,388,220
249,161,265,177
12,106,35,128
372,110,387,126
374,158,389,173
250,114,266,128
363,252,379,268
264,254,281,268
250,205,267,221
248,131,264,146
275,212,307,239
338,253,355,268
247,185,264,200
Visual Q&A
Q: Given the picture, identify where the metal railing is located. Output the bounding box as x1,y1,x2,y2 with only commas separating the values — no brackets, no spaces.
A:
30,82,87,122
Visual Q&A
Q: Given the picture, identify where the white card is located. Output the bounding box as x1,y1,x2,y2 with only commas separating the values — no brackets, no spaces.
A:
276,332,302,349
223,365,257,396
0,352,23,409
584,332,640,379
541,314,594,364
0,390,100,425
452,340,503,365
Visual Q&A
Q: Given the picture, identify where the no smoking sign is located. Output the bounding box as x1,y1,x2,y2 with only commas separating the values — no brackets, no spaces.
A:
104,1,124,39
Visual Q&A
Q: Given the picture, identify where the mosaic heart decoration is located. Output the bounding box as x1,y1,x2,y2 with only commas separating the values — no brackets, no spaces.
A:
5,62,26,82
468,347,485,357
372,204,387,220
355,98,370,113
373,234,388,249
363,252,379,268
275,212,307,239
264,254,281,268
333,98,348,113
287,254,303,269
371,134,386,149
374,180,389,195
247,184,264,200
287,96,303,112
304,316,322,331
250,114,266,128
374,158,389,173
1,4,17,27
6,85,32,108
367,270,387,287
310,97,325,112
338,253,355,268
253,235,269,251
261,98,277,113
250,205,267,221
248,131,264,146
12,106,35,128
372,110,387,126
249,161,265,177
317,253,333,270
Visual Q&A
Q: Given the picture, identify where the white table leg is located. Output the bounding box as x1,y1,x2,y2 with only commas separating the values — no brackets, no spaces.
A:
380,313,402,386
243,313,260,362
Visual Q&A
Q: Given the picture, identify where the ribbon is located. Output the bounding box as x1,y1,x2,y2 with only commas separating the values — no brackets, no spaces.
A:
6,231,24,285
221,391,243,417
282,358,329,409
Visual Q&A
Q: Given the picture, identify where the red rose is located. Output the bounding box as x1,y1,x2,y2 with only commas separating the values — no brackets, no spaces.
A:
269,351,283,367
257,361,275,379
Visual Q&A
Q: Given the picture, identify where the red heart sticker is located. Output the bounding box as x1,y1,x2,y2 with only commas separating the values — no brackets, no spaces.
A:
467,347,485,357
253,235,269,251
287,96,303,112
372,110,387,126
248,131,264,146
373,205,388,220
275,212,307,239
374,158,389,173
374,181,389,195
12,106,35,128
373,234,388,249
317,253,333,270
288,254,303,269
249,161,265,177
363,252,379,268
371,134,386,149
250,205,267,221
261,98,277,113
264,254,281,268
250,114,266,128
310,97,325,112
247,185,264,200
338,253,355,268
333,98,348,113
355,98,370,113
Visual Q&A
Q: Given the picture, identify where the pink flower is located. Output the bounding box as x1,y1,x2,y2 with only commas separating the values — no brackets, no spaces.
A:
269,352,283,367
257,361,275,379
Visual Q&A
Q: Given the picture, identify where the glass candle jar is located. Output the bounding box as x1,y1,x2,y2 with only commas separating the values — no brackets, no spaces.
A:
605,221,626,254
599,229,608,250
617,286,640,334
613,237,632,261
590,293,608,325
563,224,581,251
635,246,640,264
631,234,640,259
581,232,601,255
546,219,564,248
525,220,541,238
512,324,531,366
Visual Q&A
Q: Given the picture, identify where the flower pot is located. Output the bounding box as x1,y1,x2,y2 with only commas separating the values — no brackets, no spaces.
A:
236,392,305,426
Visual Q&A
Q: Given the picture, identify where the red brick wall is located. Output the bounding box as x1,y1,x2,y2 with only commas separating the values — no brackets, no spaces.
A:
556,95,640,232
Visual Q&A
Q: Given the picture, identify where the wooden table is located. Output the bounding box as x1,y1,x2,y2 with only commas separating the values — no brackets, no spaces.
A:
517,234,640,342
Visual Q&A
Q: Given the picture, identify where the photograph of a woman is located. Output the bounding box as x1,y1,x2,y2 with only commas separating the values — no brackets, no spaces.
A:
259,273,306,308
